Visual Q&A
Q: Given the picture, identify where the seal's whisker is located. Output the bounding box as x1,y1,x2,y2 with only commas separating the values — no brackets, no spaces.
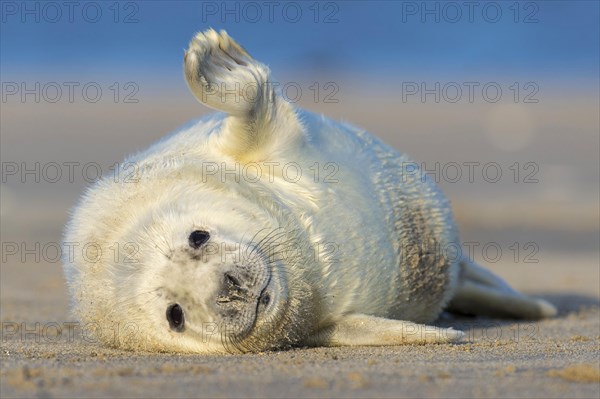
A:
139,225,172,258
250,229,285,256
221,322,244,354
104,287,162,319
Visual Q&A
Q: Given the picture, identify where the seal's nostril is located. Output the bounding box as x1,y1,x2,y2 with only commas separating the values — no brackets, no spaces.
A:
224,273,241,288
260,293,270,306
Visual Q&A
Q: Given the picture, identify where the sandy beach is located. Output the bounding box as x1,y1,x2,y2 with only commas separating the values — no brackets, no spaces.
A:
1,252,599,398
1,88,599,397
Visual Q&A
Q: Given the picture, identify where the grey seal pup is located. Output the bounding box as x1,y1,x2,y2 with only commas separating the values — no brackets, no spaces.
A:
63,29,556,353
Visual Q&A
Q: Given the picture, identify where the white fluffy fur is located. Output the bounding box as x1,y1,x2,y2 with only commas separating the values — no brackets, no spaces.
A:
63,29,556,353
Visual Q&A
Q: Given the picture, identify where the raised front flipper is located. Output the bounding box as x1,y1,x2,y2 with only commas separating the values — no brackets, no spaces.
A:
184,29,303,162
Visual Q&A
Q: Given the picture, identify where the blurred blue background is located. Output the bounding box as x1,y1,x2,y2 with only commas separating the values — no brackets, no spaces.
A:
2,1,598,81
1,1,599,255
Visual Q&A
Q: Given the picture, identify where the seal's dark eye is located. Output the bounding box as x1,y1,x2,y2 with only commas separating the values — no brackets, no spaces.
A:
189,230,210,249
166,304,185,332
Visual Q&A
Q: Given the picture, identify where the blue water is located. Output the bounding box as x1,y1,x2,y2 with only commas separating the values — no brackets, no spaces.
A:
1,1,598,79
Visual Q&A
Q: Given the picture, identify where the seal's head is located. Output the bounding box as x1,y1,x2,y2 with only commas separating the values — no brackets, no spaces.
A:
64,170,315,353
63,28,317,354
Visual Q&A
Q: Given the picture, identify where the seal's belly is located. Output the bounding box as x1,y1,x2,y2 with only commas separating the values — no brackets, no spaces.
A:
289,113,460,324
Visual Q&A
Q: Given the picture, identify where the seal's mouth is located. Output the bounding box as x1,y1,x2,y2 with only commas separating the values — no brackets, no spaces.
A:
239,265,281,343
238,272,272,337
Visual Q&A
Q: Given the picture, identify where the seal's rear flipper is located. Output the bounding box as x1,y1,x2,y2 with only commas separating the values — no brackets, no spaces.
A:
184,29,302,161
307,314,464,347
447,259,557,319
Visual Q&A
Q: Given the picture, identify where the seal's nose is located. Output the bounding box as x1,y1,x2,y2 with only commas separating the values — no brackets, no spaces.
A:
216,272,252,304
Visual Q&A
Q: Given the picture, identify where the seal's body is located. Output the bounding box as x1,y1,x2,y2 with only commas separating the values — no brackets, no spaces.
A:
63,30,556,353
